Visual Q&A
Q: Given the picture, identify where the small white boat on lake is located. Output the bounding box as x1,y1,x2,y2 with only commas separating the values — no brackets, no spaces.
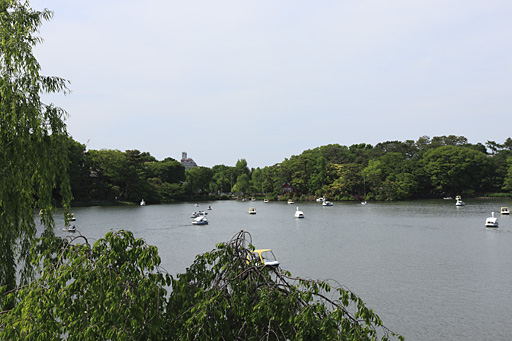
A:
140,199,146,206
192,216,208,225
322,200,333,206
287,199,294,204
455,196,464,206
501,207,510,215
485,212,498,228
264,199,269,203
63,225,76,232
295,207,304,218
247,249,280,267
248,207,256,215
316,197,325,202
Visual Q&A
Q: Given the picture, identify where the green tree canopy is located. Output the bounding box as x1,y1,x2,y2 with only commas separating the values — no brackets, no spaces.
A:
147,158,185,184
232,173,251,194
66,138,89,202
422,145,492,195
86,149,129,200
502,157,512,192
235,158,250,177
210,164,236,194
185,166,213,194
59,135,512,203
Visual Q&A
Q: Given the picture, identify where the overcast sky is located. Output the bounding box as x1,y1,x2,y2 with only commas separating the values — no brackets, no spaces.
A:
31,0,512,168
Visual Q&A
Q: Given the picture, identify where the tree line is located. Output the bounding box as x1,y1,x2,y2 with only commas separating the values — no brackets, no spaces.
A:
66,135,512,204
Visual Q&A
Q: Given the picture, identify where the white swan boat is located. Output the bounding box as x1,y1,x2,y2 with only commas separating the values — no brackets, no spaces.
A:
294,207,304,218
485,212,498,228
322,200,333,206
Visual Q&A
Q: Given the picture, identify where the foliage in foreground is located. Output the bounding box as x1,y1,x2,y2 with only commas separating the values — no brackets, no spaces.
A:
0,230,170,339
167,230,402,340
0,0,71,296
0,230,402,340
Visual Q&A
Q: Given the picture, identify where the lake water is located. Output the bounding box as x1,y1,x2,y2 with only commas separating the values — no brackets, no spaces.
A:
49,199,512,340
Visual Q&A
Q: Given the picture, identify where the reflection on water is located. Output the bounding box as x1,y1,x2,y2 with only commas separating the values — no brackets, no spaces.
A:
43,199,512,340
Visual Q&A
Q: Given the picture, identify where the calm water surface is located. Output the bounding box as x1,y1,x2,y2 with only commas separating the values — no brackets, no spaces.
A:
49,199,512,340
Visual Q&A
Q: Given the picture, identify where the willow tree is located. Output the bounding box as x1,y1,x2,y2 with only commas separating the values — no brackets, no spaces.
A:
0,0,71,301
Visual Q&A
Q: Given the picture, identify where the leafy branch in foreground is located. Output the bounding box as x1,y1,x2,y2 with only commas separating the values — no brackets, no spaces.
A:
0,230,402,340
0,230,170,339
167,230,402,340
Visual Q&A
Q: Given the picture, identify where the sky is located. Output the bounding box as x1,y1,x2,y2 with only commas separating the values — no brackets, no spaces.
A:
31,0,512,168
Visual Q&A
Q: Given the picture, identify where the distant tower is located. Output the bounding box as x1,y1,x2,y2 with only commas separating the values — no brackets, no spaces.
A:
180,151,198,170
